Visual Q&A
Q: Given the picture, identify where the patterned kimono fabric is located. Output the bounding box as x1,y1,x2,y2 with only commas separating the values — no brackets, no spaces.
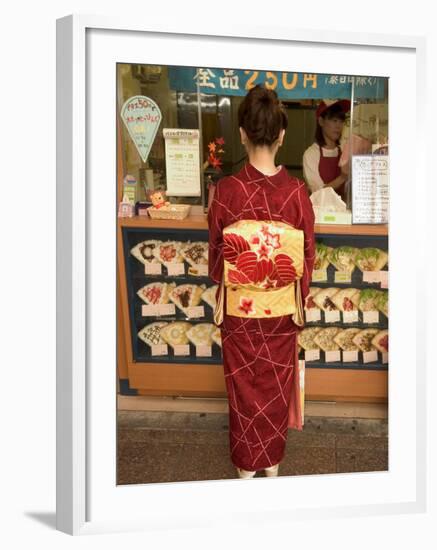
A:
208,161,315,471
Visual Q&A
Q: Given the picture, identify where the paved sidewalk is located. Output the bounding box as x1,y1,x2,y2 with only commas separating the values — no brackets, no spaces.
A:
117,410,388,484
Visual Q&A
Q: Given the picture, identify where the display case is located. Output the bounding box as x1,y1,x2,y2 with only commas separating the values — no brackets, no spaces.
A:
117,216,388,403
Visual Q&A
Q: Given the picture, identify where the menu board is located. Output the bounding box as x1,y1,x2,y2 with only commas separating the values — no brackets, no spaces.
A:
163,128,201,196
352,155,389,224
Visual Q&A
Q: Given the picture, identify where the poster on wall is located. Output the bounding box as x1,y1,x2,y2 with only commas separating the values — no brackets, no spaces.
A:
352,155,389,224
120,95,162,163
163,128,201,196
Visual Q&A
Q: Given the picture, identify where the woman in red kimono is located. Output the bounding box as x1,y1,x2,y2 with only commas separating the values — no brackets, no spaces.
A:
208,84,315,479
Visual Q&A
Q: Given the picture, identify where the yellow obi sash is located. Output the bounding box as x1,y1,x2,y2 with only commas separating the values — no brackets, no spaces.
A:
222,220,305,324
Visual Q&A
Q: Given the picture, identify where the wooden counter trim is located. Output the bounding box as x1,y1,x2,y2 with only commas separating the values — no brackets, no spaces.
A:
124,359,387,402
117,215,388,236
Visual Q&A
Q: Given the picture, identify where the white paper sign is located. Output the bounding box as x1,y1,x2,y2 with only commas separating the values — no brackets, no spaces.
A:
363,310,379,324
187,306,205,318
145,263,162,275
324,310,340,323
352,155,389,224
305,309,321,322
157,304,176,316
163,128,201,197
196,264,209,276
379,271,389,288
342,350,359,362
363,350,378,363
173,344,190,356
167,263,185,276
312,269,328,282
343,310,359,323
334,271,352,283
142,304,160,316
363,271,381,283
151,344,168,356
325,350,341,362
196,345,212,357
304,349,320,361
382,352,389,364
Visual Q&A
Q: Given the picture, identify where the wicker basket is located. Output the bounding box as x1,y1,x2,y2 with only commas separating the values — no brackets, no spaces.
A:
147,204,191,220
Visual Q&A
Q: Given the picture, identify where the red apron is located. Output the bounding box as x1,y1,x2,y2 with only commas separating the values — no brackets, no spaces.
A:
318,145,346,201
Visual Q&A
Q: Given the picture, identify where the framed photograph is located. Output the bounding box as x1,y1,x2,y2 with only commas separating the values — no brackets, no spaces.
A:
56,14,427,535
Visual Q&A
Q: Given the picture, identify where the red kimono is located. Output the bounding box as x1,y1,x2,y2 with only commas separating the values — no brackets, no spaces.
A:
208,161,315,471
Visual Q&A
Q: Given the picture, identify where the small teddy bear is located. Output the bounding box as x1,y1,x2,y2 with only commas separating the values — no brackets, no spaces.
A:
149,189,170,209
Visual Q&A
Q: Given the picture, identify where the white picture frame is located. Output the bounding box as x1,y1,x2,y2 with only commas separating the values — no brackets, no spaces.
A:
56,14,427,536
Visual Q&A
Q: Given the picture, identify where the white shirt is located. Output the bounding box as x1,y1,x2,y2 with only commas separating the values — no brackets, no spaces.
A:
302,142,341,194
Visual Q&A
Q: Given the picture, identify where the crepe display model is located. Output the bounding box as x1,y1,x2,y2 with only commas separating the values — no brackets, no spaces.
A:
130,239,161,265
201,285,218,309
137,321,169,347
313,287,340,312
169,284,206,315
354,248,388,272
159,321,191,347
153,240,184,265
352,329,379,352
211,326,222,347
137,282,176,305
371,330,389,353
331,288,360,311
298,327,322,350
376,290,389,317
313,327,342,351
358,289,383,312
333,328,361,351
186,323,215,346
180,241,208,267
313,242,333,271
304,287,322,311
328,246,359,273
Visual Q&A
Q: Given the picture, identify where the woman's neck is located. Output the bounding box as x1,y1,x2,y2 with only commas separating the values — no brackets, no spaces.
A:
247,151,278,175
323,137,337,149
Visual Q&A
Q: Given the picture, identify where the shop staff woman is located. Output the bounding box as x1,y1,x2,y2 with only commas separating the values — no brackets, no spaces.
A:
303,99,351,201
208,85,315,479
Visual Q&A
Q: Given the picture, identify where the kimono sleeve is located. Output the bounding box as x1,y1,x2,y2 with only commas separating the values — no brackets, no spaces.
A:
207,179,227,284
297,183,316,303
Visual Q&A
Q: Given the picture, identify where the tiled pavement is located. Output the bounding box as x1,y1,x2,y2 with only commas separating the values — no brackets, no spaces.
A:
117,410,388,485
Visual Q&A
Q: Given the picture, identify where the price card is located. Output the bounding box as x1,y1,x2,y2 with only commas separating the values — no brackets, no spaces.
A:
382,352,389,364
196,345,212,357
151,344,168,356
334,271,352,283
304,349,320,362
196,264,209,276
305,309,321,322
324,310,340,323
325,350,341,362
362,271,380,283
145,263,162,275
167,262,185,276
157,303,176,316
342,350,359,362
363,350,378,363
363,310,379,324
312,269,328,282
379,271,389,288
173,344,190,356
343,310,359,323
142,304,160,316
187,305,205,318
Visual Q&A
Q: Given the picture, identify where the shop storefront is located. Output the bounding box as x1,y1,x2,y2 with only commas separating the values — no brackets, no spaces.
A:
117,63,389,404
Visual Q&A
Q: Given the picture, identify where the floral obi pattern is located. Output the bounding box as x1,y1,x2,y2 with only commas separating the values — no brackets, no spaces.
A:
223,220,304,318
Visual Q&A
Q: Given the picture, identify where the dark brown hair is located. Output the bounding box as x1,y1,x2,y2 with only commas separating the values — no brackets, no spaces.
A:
315,103,347,147
238,84,288,147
